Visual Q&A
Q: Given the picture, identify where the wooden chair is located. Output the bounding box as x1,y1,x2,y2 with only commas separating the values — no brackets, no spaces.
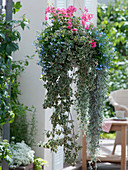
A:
109,89,128,154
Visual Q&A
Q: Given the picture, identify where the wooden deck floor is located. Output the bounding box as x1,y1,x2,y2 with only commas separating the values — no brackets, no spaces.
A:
63,139,128,170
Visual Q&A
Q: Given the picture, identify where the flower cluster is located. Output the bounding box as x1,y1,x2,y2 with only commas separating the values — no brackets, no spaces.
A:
81,7,93,26
45,5,77,20
45,6,95,41
9,141,35,169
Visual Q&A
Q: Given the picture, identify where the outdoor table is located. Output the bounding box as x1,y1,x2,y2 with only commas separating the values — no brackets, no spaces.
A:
82,119,128,170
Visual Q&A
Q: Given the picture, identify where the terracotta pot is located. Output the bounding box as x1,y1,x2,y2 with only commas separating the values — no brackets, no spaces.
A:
9,163,34,170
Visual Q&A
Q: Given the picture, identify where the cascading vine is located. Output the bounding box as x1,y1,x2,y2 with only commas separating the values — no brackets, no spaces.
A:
35,5,115,167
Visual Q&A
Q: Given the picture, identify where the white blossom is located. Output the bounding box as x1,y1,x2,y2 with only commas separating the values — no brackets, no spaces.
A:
9,141,35,168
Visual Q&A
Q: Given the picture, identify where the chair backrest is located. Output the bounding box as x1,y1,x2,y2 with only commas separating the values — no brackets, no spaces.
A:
109,89,128,108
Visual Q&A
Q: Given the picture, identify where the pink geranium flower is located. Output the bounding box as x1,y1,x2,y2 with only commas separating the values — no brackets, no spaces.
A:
45,7,51,14
67,26,71,29
84,7,88,12
68,19,72,28
66,5,77,14
90,40,96,48
72,28,77,31
60,8,66,15
88,14,93,20
81,20,85,26
85,25,89,30
81,13,88,22
45,15,48,21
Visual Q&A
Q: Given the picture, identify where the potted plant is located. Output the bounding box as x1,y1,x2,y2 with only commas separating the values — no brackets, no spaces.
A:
9,141,34,170
0,140,11,167
34,157,48,170
35,5,115,167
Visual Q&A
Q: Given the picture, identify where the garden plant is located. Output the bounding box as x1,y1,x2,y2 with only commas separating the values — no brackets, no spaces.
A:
0,1,37,147
97,0,128,117
0,1,29,125
35,5,115,167
9,141,35,169
0,1,37,169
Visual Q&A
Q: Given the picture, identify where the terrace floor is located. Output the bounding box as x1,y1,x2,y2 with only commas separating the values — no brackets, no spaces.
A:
63,139,128,170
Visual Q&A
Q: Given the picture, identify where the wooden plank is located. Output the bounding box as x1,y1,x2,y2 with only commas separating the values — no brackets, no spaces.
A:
82,132,87,170
121,125,127,170
110,125,121,131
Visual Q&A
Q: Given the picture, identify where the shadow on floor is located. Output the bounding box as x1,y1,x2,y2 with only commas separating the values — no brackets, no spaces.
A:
63,162,128,170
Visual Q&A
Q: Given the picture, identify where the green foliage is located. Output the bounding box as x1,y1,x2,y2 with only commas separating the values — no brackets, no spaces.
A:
10,106,37,148
9,56,37,147
101,132,116,139
97,0,128,56
97,0,128,117
0,3,36,146
35,6,115,166
34,157,48,170
13,1,22,14
0,14,29,125
0,140,11,164
0,55,37,147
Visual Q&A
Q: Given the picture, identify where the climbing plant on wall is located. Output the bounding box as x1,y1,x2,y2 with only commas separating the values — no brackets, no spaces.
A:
0,2,29,125
35,5,115,167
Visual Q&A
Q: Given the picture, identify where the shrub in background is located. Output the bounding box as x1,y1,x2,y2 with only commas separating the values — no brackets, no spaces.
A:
10,58,37,147
97,0,128,117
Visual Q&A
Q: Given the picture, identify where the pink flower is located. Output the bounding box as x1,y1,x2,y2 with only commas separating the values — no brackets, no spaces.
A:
45,7,51,14
68,19,71,24
60,8,66,15
57,8,61,12
84,7,88,12
94,26,97,29
53,13,57,16
85,25,89,30
88,14,93,20
66,5,77,14
68,19,72,27
67,26,71,29
72,28,77,31
90,40,96,48
81,13,88,22
81,20,85,26
45,14,48,21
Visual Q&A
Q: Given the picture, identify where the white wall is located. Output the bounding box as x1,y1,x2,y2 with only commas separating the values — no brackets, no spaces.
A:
98,0,115,4
13,0,47,158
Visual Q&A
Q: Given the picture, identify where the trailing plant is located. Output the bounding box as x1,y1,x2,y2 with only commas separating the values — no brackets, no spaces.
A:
35,5,115,167
97,0,128,117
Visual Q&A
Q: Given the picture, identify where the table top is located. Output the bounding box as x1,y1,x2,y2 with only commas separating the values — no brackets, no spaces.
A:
104,118,128,126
